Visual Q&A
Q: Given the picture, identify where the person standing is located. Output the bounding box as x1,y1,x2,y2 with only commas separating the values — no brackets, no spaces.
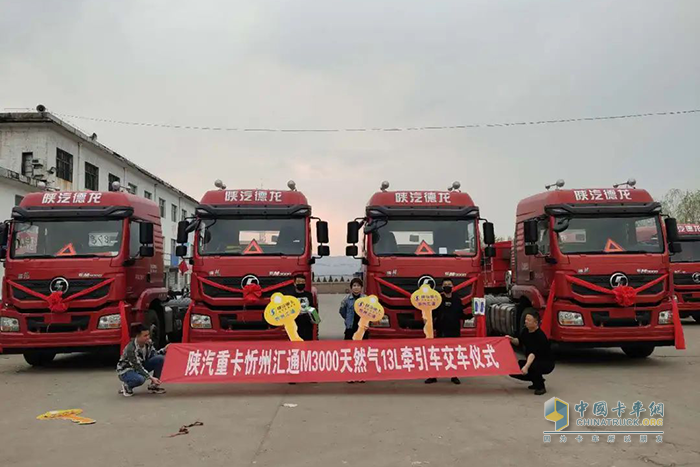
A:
339,278,365,340
117,325,167,397
425,278,466,385
292,274,315,341
507,310,555,395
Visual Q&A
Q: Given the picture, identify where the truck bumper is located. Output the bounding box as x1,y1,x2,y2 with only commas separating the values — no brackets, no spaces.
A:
675,293,700,318
187,305,318,342
550,301,675,347
0,305,122,354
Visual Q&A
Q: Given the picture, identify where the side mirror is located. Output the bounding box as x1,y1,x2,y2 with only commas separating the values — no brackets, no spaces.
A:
175,245,188,257
140,222,154,245
177,220,189,244
669,242,682,254
346,245,359,257
347,221,360,244
139,246,154,257
665,217,680,243
483,245,496,258
316,221,329,245
0,223,8,258
482,221,495,245
525,244,538,256
317,245,330,257
523,219,538,244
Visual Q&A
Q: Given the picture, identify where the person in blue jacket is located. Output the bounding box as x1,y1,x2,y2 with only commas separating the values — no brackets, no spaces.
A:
339,278,365,340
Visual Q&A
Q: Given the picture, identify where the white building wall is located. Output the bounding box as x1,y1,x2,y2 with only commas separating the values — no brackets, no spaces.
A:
0,115,197,290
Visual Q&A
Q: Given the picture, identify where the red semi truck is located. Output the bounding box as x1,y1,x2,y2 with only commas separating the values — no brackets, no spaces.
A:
345,182,496,338
672,224,700,322
488,183,682,358
0,190,173,365
175,182,329,342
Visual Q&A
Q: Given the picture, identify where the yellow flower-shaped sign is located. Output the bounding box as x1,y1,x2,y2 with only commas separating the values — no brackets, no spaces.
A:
411,285,442,339
353,295,385,340
37,409,96,425
264,293,303,341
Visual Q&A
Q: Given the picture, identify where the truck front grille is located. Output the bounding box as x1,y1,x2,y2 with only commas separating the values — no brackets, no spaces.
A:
571,275,663,297
202,276,295,299
590,311,651,327
11,279,109,301
378,276,473,299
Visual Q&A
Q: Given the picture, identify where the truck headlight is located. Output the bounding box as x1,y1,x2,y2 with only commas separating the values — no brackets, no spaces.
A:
370,315,390,328
0,317,20,333
191,314,212,329
97,314,121,330
658,311,673,325
558,311,584,326
463,317,476,328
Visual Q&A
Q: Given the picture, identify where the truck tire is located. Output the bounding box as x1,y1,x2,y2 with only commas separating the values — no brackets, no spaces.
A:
145,309,165,349
693,313,700,323
621,345,655,359
23,350,56,366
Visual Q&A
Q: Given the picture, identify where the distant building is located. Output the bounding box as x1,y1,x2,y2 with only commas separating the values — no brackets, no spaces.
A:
0,110,197,289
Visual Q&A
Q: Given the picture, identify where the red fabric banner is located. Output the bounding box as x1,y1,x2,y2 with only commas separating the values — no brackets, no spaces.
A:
161,337,519,384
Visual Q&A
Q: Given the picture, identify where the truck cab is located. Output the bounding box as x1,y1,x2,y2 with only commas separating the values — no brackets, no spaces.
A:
346,182,495,338
176,182,329,341
489,183,681,358
671,224,700,322
0,190,168,365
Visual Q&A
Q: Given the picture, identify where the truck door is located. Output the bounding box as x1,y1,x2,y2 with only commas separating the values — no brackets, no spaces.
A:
125,221,150,302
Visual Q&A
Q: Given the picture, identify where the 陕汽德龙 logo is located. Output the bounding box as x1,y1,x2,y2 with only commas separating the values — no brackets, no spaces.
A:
544,397,569,431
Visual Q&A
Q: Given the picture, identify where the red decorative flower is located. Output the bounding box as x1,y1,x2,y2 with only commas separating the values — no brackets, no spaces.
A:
242,283,263,303
613,285,637,307
47,291,68,313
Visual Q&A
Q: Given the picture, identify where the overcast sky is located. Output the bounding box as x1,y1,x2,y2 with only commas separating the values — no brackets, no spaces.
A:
2,0,699,252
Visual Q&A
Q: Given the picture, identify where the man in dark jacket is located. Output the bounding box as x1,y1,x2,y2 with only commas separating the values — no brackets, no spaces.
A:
292,274,315,341
507,310,555,395
117,325,167,397
425,279,467,385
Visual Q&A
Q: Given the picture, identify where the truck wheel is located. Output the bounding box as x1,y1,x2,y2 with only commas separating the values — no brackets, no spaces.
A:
693,313,700,323
145,309,165,349
621,345,655,359
23,350,56,366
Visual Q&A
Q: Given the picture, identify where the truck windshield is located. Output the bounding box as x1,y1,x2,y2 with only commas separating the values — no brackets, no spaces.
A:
371,219,477,256
198,218,306,256
671,240,700,263
555,215,663,255
11,219,124,259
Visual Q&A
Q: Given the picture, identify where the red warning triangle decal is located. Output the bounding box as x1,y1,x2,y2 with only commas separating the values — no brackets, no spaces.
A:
56,243,77,256
243,239,264,255
415,240,435,256
604,238,625,253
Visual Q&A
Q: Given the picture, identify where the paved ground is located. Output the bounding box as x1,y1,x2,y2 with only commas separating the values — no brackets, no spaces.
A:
1,295,699,467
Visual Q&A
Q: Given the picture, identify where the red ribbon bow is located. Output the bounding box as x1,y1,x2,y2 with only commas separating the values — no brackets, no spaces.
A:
242,283,263,303
46,291,68,313
612,285,637,307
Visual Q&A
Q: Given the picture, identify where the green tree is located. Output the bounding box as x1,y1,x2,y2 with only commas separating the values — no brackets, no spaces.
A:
662,189,700,223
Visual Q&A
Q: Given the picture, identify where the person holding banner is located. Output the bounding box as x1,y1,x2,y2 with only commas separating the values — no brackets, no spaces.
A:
425,279,466,385
506,310,555,395
292,274,315,341
117,325,168,397
339,278,366,340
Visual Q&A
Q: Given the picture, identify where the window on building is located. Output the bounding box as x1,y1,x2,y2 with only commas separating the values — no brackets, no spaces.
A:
181,209,187,221
14,195,24,206
171,204,177,221
108,173,121,191
159,198,166,217
144,190,152,200
84,162,99,190
128,183,137,195
56,149,74,182
21,152,33,177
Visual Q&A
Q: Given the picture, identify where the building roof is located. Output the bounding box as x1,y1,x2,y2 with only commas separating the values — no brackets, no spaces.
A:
0,111,198,204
